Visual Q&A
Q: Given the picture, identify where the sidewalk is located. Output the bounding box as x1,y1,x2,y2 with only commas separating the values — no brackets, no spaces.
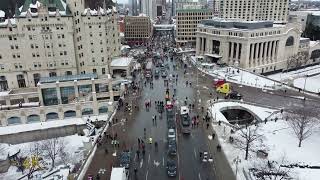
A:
84,83,142,179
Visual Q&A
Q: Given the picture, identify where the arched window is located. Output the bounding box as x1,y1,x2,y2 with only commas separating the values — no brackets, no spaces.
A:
7,116,21,125
99,106,108,114
64,110,76,118
82,108,93,115
27,114,40,123
285,36,294,46
46,112,59,120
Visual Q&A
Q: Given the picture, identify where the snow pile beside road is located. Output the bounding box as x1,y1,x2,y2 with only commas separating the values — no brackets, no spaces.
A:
210,102,320,180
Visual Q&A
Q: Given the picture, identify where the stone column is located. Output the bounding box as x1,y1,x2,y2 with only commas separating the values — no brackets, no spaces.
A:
275,40,279,61
250,43,254,66
254,43,259,65
37,84,44,106
74,80,79,101
56,81,62,104
196,37,201,54
259,42,263,63
272,41,276,61
263,42,268,64
230,42,234,62
202,38,205,54
267,41,272,62
5,97,10,106
235,43,239,62
23,96,29,103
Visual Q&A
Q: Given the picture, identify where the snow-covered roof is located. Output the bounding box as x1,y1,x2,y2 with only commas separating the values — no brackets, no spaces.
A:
0,10,5,18
111,57,133,67
83,6,117,16
18,0,70,17
0,18,16,27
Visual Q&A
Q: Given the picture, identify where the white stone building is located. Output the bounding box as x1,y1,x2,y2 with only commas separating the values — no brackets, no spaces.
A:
0,0,121,91
196,18,303,74
214,0,289,23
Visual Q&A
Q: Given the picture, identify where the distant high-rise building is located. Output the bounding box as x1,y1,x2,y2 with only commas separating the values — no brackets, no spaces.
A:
131,0,138,15
214,0,289,23
141,0,156,20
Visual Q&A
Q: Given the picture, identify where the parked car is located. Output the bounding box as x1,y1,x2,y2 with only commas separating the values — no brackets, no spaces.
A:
225,91,242,100
168,128,176,140
168,139,177,156
154,69,160,78
166,158,177,177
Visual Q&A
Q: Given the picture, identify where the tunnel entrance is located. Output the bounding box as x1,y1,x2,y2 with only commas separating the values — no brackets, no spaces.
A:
221,108,254,125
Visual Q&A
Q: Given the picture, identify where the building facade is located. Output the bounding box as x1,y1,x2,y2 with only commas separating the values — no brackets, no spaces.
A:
141,0,157,20
176,8,213,46
124,15,152,46
214,0,289,23
196,19,302,74
0,0,121,91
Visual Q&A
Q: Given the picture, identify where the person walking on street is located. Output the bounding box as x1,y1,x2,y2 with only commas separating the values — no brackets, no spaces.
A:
206,123,210,129
212,133,215,140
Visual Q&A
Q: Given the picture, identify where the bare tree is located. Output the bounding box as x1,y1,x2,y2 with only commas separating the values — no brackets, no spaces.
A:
28,141,42,157
250,157,292,180
41,138,66,170
286,108,318,147
234,125,264,160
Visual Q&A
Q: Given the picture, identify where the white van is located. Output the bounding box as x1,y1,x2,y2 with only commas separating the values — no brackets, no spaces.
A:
110,167,128,180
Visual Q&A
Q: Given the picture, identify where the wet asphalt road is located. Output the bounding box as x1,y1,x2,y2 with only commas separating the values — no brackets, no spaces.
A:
126,55,217,180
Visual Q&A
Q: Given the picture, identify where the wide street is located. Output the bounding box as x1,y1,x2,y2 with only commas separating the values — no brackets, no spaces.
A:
84,6,320,180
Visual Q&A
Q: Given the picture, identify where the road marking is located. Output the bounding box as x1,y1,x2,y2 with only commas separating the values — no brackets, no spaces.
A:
148,154,151,164
145,170,149,180
194,148,197,159
140,159,143,168
198,173,202,180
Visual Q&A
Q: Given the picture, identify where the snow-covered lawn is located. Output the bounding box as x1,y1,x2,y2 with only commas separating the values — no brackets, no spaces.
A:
268,64,320,93
190,56,280,90
210,101,320,180
0,134,89,180
293,75,320,93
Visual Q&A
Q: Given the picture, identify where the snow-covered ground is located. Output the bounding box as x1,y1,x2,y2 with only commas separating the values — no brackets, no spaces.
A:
0,134,90,180
210,101,320,180
268,64,320,93
190,56,281,90
293,75,320,93
0,114,109,136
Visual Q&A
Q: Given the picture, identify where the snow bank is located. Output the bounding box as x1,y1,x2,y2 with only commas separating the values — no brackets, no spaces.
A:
210,101,320,180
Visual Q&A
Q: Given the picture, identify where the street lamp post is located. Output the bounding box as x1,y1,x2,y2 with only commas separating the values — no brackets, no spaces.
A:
234,156,241,177
303,75,308,99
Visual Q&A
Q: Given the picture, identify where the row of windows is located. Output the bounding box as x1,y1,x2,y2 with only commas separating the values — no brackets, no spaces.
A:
250,30,281,37
32,60,70,68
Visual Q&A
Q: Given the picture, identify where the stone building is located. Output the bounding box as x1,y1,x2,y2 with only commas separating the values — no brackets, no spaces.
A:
0,0,121,91
196,18,303,74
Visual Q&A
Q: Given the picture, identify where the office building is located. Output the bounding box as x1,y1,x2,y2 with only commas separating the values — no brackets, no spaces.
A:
124,15,153,45
214,0,289,23
176,8,213,46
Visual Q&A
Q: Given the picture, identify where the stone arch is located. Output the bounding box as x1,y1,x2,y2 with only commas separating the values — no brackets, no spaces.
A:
285,36,294,46
46,112,59,120
64,110,76,118
27,114,40,123
82,108,93,115
7,116,22,125
98,106,108,114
